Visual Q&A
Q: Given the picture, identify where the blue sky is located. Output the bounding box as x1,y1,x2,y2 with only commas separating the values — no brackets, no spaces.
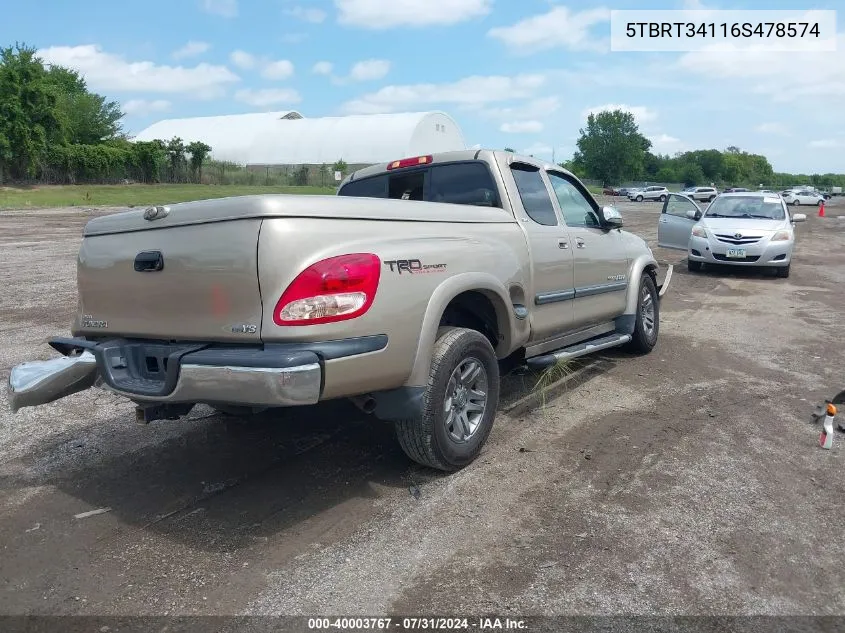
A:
3,0,843,173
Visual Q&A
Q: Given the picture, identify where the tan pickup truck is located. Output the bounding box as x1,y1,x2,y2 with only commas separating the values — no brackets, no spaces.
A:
9,149,672,471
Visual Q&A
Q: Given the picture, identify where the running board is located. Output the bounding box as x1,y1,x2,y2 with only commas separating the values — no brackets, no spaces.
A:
525,333,632,369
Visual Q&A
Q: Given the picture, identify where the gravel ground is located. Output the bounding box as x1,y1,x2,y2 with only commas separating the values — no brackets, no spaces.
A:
1,196,844,621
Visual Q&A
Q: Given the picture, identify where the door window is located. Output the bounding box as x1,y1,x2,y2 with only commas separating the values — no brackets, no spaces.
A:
664,194,699,218
547,172,601,228
510,164,558,226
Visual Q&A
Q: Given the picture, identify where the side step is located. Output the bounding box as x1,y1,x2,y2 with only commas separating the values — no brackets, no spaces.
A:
525,333,632,369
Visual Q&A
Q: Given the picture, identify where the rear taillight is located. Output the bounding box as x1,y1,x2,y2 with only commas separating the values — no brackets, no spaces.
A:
273,253,381,326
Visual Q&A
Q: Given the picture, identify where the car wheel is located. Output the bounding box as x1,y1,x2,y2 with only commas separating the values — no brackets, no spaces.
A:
659,194,667,202
776,264,790,278
792,200,799,206
625,274,660,354
636,195,644,202
394,327,500,472
687,259,702,272
818,199,824,206
709,196,716,202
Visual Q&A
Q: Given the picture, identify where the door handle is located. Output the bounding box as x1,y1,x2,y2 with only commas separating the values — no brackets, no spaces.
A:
134,250,164,272
558,240,568,249
575,238,586,248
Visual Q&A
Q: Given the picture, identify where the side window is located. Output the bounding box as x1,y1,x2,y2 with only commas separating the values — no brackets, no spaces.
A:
429,162,501,208
547,172,601,228
665,194,698,218
510,164,558,226
338,174,388,198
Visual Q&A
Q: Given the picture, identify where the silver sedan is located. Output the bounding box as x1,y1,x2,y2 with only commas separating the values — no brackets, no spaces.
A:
657,191,806,278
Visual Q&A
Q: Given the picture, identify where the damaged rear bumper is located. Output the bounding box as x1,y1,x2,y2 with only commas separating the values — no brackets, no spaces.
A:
7,335,385,414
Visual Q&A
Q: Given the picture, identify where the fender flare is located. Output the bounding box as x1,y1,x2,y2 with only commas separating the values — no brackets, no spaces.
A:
404,273,524,387
623,254,660,315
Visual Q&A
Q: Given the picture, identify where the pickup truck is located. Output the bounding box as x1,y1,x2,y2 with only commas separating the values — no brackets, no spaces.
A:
8,150,672,472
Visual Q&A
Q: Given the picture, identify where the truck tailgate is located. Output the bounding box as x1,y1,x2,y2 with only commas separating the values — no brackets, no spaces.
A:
75,219,263,342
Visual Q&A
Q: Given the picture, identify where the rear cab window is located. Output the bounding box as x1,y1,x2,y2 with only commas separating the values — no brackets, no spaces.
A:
338,160,502,208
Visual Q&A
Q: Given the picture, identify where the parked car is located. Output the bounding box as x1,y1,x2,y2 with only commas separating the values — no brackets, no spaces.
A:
602,186,622,196
724,187,750,194
8,149,672,473
682,186,719,202
629,186,669,202
781,189,824,206
657,191,806,278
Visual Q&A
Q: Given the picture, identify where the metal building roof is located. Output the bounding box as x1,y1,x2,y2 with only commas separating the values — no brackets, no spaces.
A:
131,111,466,165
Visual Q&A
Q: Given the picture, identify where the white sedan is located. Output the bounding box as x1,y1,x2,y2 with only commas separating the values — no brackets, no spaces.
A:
781,190,823,206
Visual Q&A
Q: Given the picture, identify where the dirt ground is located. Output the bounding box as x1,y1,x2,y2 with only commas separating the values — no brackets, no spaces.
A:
1,196,844,621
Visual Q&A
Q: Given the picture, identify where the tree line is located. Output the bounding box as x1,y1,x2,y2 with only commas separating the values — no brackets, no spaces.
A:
0,43,352,187
558,109,845,189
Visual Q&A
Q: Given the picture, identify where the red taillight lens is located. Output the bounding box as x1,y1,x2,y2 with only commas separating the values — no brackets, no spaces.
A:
273,253,381,326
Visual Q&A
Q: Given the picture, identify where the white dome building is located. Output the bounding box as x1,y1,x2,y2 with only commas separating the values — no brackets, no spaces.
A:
131,110,467,166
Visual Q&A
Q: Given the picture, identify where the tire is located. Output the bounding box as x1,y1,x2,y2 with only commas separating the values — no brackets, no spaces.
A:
659,194,667,202
687,259,702,272
776,264,790,278
818,199,824,206
395,327,500,472
636,195,644,202
709,196,716,202
625,274,660,354
792,200,799,206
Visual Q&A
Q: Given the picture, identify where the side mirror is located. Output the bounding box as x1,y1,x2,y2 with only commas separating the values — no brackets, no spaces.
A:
792,213,807,223
602,205,623,228
686,209,698,220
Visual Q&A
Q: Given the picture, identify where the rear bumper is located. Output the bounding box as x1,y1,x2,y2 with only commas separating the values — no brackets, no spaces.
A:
8,335,387,413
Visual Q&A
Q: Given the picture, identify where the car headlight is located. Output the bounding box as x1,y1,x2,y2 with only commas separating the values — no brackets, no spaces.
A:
691,226,707,238
771,230,792,242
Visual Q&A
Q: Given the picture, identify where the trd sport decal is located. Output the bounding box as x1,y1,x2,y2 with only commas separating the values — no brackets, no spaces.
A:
383,259,448,275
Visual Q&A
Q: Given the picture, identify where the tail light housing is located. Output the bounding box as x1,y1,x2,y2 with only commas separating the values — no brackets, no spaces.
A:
273,253,381,326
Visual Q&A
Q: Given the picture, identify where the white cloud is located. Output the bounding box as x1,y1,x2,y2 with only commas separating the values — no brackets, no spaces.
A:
677,32,845,100
202,0,238,18
262,59,295,80
281,33,308,44
284,6,327,23
313,61,334,75
172,41,210,60
234,88,302,107
808,139,843,149
348,59,391,82
500,120,544,134
755,122,790,136
230,50,257,69
37,45,239,96
341,74,546,113
335,0,492,29
478,96,561,121
122,99,172,116
581,103,658,125
649,133,683,153
488,6,610,53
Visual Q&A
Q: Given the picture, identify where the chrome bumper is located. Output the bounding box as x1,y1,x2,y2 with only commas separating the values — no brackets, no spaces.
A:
8,352,322,413
8,351,99,413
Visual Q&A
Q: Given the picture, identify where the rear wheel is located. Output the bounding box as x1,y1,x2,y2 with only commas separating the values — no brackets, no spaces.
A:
625,274,660,354
709,196,716,202
395,327,500,472
792,200,799,206
688,259,702,272
659,194,667,202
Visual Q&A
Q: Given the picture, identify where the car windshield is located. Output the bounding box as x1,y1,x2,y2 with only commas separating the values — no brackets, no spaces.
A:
704,196,785,220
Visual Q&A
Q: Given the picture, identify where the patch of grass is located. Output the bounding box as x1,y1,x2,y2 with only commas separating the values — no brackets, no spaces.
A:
532,358,578,409
0,184,338,210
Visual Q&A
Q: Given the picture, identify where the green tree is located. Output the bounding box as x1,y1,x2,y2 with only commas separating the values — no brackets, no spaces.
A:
45,66,123,145
186,141,212,183
572,109,651,185
0,43,61,179
166,136,186,182
332,158,348,176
